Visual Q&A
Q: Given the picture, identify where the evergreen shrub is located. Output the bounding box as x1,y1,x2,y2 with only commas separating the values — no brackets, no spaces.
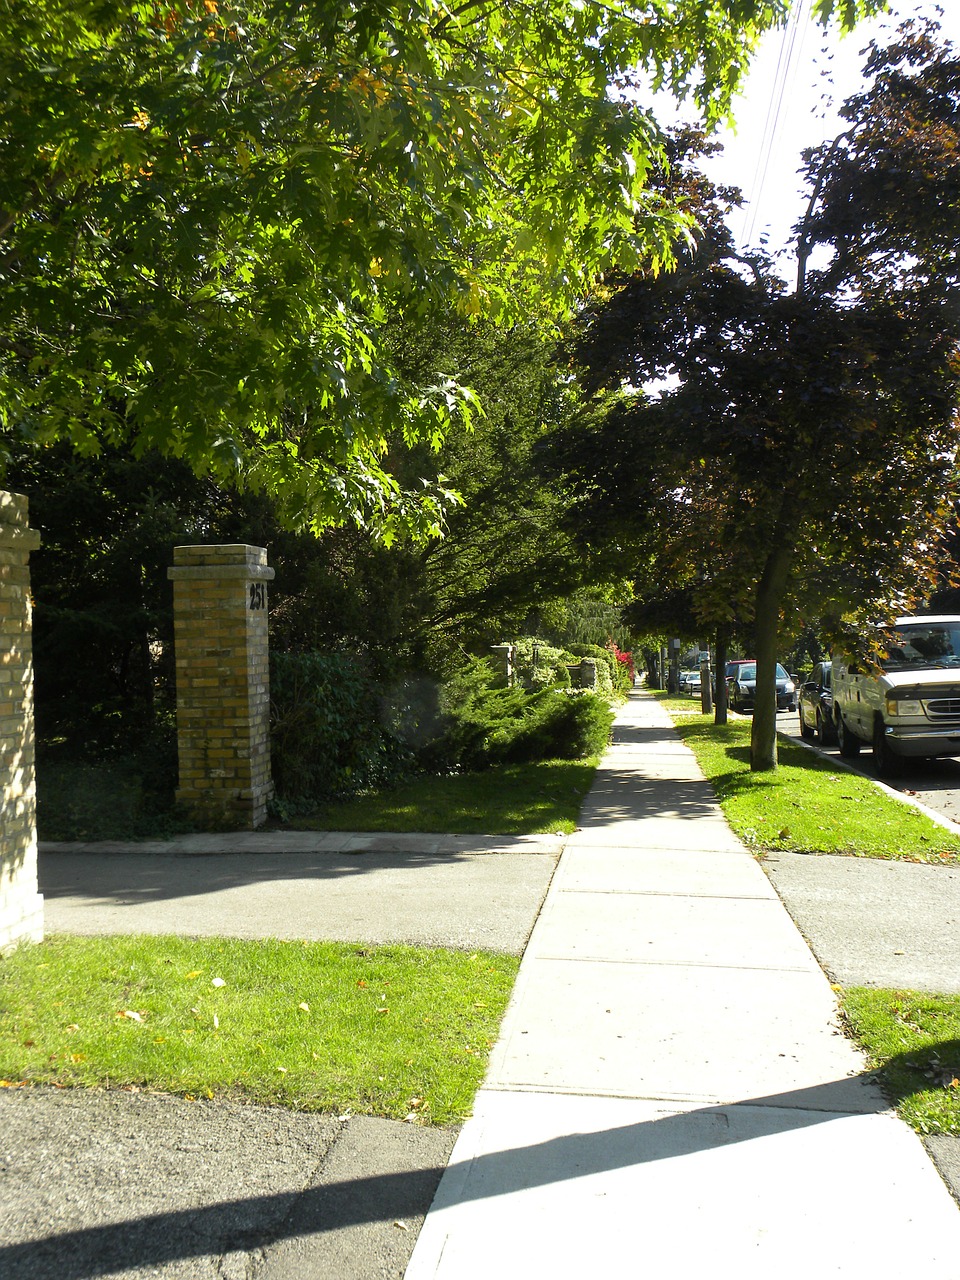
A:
566,643,634,695
438,658,612,769
512,637,574,689
565,643,616,693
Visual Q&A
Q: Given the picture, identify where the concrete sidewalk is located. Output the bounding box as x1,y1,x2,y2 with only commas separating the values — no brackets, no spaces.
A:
405,693,960,1278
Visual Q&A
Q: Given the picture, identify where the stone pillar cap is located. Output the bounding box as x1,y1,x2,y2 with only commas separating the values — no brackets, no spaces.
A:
0,490,41,548
168,544,274,581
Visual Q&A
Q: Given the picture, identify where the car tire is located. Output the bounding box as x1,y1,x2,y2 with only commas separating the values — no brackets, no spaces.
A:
816,710,835,746
799,710,815,741
873,718,902,778
837,714,861,758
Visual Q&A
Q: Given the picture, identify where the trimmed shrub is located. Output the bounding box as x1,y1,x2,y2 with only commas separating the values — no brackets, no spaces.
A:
437,658,613,769
512,637,574,689
565,643,616,694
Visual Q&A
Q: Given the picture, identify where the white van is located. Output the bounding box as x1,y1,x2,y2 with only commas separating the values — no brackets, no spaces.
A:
832,615,960,776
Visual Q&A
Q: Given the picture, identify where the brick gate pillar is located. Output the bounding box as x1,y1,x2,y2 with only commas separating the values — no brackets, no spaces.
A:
0,492,44,949
168,545,275,829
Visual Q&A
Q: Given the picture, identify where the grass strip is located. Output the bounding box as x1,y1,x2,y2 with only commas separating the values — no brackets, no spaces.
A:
0,935,518,1125
840,987,960,1135
653,693,960,862
280,757,600,835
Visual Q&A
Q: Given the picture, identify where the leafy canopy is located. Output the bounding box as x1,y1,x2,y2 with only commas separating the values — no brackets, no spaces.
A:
553,17,960,767
0,0,883,535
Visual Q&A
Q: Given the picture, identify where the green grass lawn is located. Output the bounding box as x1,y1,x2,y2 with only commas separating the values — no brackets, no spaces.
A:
39,756,600,841
654,695,960,863
277,757,600,836
841,987,960,1135
0,934,518,1125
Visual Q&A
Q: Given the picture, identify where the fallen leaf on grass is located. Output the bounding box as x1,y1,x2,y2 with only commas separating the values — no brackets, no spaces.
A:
298,1002,310,1012
211,977,226,988
117,1010,145,1023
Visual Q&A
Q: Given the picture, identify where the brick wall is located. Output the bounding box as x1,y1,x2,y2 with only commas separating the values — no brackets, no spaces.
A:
0,491,44,950
168,545,275,829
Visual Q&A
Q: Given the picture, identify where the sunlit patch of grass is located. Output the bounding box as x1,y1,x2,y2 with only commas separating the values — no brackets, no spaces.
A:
841,987,960,1134
0,935,518,1125
284,758,600,836
652,695,960,862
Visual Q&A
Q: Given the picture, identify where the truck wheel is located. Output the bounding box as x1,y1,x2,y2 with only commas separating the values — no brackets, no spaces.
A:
873,718,902,778
837,714,861,758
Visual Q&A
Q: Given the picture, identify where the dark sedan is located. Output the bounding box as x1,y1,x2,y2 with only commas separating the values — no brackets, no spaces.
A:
798,661,835,744
726,661,797,713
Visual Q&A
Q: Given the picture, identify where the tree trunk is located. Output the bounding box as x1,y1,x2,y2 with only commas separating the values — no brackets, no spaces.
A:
750,547,793,771
714,631,728,725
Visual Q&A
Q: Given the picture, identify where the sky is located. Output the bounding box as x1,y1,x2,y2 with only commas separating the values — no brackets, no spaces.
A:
689,1,959,268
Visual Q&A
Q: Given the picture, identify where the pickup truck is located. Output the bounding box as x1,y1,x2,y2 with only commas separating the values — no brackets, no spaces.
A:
832,615,960,777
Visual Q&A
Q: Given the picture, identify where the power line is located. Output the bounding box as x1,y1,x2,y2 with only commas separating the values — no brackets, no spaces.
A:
740,0,811,249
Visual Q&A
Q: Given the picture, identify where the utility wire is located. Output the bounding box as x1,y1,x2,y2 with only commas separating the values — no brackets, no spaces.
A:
740,0,811,249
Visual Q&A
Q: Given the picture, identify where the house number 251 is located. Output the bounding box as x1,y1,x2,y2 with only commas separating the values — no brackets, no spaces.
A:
249,582,266,610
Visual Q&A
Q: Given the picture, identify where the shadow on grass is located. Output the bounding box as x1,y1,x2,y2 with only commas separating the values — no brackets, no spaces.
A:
871,1041,960,1111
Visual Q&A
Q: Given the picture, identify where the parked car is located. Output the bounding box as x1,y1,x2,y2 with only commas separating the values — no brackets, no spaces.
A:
725,660,797,713
678,669,697,692
832,615,960,777
684,670,702,695
798,661,835,744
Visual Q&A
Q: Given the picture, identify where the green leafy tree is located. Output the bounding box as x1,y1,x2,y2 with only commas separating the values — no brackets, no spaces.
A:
7,309,600,758
1,0,882,535
552,19,960,770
